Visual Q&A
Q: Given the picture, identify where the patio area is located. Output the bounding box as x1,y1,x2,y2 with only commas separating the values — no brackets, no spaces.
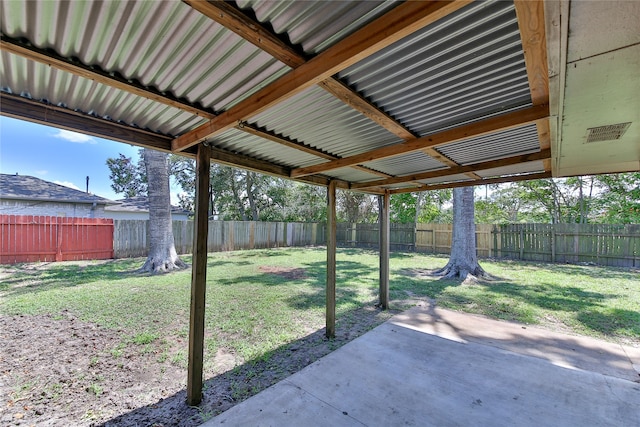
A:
203,304,640,426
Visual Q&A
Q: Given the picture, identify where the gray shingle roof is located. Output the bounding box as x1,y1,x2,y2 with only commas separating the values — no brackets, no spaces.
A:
0,173,115,205
105,196,189,215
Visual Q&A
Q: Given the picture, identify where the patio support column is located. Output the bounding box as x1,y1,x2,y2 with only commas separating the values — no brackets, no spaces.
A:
379,190,390,309
187,143,211,406
326,180,337,338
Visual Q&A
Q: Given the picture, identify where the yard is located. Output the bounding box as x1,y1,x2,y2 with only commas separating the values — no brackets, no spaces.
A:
1,247,638,426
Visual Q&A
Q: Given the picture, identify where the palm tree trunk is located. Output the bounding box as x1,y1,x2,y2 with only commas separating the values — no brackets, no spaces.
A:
140,148,186,273
433,186,486,283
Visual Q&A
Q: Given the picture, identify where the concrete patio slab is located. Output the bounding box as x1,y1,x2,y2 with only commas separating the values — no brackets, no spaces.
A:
202,305,640,427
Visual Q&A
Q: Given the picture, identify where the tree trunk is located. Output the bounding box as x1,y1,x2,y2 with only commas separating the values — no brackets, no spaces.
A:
140,148,187,273
433,186,486,283
230,171,248,221
246,172,259,221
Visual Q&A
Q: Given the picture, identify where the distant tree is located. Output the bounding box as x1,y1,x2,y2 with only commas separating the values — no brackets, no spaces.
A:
169,155,196,212
337,191,377,223
592,172,640,223
390,190,452,224
390,193,418,223
280,183,327,222
106,153,147,197
433,186,486,283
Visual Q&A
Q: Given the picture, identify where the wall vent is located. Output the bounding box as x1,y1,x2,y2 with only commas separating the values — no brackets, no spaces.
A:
585,122,631,143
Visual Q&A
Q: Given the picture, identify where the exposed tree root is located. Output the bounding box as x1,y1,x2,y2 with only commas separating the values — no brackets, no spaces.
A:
139,254,187,274
432,261,491,285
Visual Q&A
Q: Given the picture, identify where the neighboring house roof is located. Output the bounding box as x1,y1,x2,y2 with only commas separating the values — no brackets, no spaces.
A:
105,196,190,216
0,173,116,205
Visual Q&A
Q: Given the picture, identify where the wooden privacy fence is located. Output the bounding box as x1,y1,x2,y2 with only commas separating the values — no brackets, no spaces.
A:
112,220,639,267
0,215,114,264
494,223,640,267
335,223,494,257
334,222,638,267
3,217,637,267
113,220,325,258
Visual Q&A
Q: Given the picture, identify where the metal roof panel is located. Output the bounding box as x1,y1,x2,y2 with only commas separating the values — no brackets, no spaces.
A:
212,128,324,169
437,124,541,166
0,0,290,112
476,160,545,178
323,167,382,183
418,174,473,185
339,0,531,136
249,85,402,159
235,0,399,55
362,152,447,177
1,51,205,136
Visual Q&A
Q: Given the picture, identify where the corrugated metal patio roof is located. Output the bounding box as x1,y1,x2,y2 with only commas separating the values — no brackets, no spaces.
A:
1,0,553,194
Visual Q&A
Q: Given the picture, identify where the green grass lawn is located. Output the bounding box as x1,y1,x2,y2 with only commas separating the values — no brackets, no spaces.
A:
1,247,638,369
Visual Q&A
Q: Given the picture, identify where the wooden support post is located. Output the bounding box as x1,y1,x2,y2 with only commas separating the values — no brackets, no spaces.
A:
379,191,390,310
187,143,211,406
326,180,337,338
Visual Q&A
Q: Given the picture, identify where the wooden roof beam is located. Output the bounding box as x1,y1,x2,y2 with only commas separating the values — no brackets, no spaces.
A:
0,92,173,151
172,0,473,152
352,149,551,190
390,171,552,194
291,104,550,178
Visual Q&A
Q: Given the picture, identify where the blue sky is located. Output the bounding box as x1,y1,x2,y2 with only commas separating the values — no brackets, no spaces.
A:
0,116,180,202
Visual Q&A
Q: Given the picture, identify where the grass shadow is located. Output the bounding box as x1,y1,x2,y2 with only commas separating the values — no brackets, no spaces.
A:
0,260,141,297
393,263,631,338
577,308,640,336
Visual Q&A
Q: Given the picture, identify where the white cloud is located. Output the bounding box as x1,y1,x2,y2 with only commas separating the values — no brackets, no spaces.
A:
54,180,82,191
52,129,97,144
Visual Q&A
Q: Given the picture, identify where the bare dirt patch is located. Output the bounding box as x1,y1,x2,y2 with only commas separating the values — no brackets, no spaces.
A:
258,265,307,280
1,307,393,426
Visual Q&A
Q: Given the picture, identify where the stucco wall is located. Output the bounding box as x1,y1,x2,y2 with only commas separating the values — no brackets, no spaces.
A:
0,200,106,218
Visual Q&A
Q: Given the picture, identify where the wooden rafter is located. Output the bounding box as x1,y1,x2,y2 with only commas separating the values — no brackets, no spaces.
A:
204,145,385,193
239,123,392,179
514,0,551,169
352,149,551,190
514,0,549,106
390,171,552,194
0,36,216,120
184,1,422,142
183,0,306,69
316,78,416,141
291,104,550,178
172,0,472,152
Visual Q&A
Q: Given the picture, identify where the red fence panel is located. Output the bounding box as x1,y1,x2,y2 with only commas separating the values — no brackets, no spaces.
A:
0,215,114,264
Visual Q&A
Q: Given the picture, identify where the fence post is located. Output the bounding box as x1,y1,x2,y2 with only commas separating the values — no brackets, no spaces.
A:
432,229,436,253
574,223,580,263
551,226,556,263
489,225,498,258
312,223,317,245
55,216,63,262
351,223,356,247
519,227,524,260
